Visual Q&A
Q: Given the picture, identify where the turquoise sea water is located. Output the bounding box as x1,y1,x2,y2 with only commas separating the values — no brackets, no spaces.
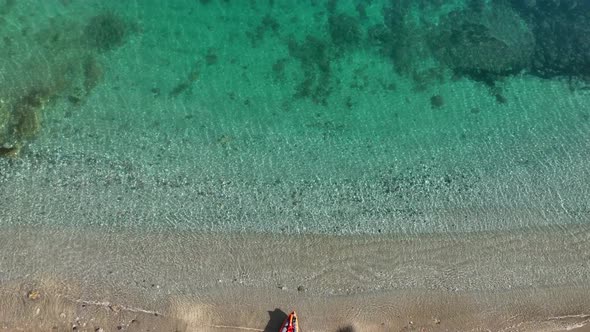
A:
1,0,588,234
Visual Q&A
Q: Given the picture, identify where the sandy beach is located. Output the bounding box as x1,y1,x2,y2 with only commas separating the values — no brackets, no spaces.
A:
1,224,589,331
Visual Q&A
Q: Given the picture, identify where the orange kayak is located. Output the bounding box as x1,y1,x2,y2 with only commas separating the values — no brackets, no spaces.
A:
279,311,299,332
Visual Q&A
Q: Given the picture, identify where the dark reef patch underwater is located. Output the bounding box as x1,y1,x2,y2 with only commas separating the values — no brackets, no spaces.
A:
269,0,590,108
377,0,590,87
2,0,590,155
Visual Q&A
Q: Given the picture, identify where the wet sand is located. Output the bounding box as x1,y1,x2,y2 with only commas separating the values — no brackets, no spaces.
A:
1,224,589,331
2,279,590,332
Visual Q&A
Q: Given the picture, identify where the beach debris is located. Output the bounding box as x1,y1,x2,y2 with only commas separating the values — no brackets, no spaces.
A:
26,289,41,300
108,303,122,313
207,324,263,331
74,299,161,316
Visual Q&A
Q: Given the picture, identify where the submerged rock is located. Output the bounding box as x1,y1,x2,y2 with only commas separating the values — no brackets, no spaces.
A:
433,4,535,81
328,13,362,47
84,12,129,52
510,0,590,78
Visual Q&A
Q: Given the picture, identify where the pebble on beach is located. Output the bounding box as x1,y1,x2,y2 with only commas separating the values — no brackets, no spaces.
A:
27,290,41,300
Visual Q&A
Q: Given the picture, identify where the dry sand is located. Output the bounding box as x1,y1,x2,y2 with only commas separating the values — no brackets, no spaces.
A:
1,224,589,331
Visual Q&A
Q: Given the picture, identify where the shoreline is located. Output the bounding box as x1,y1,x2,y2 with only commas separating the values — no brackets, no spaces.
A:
1,224,589,331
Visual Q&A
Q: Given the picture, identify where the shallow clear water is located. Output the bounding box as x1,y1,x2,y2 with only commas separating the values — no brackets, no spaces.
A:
1,0,589,331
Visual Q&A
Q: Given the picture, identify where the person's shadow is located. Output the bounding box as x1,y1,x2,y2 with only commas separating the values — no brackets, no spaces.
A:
262,309,356,332
336,326,356,332
263,309,288,332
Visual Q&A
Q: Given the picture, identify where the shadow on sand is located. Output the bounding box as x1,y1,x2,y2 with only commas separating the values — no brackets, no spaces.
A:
263,309,288,331
263,308,356,332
